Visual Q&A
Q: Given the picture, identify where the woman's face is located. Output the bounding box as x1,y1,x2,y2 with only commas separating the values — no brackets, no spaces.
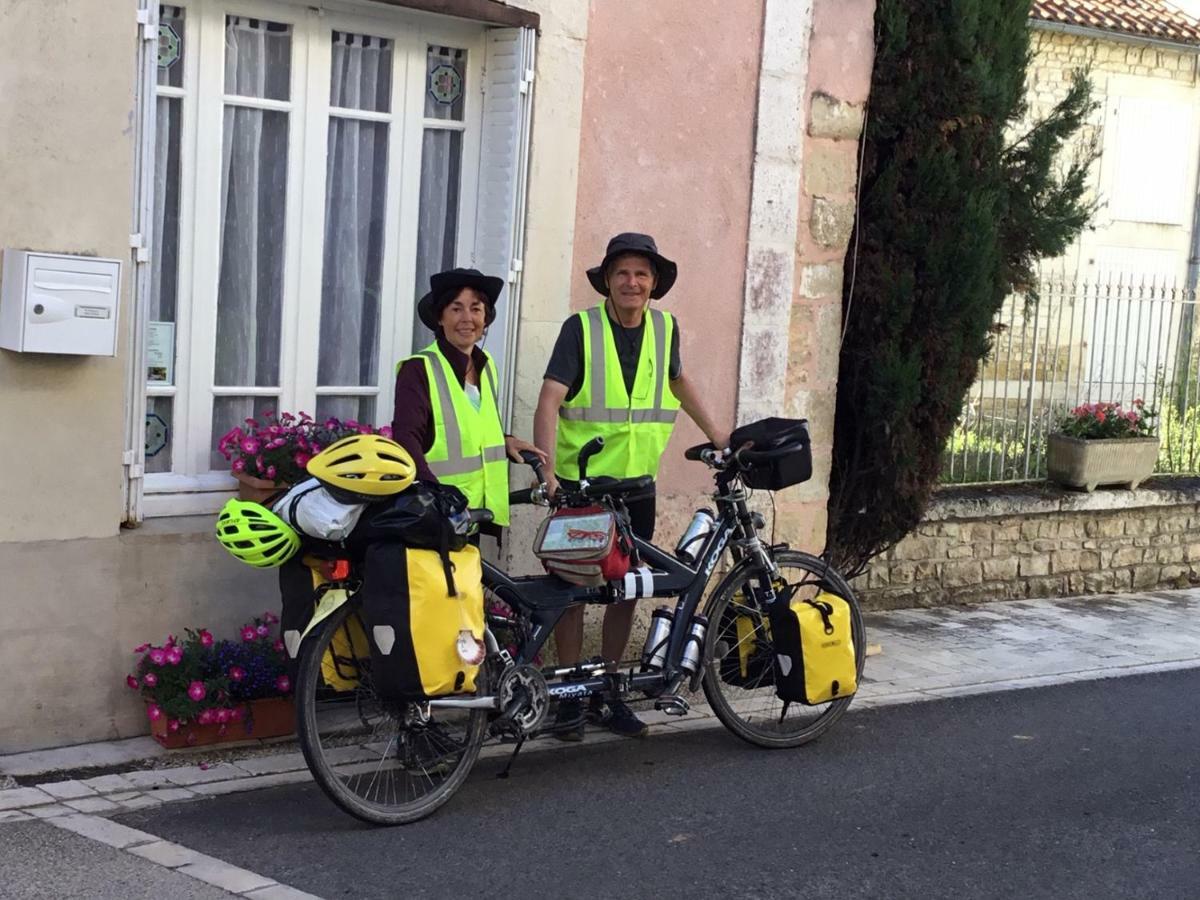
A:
438,288,489,352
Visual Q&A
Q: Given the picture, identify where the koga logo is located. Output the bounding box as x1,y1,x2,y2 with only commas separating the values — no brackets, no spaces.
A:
703,528,732,577
548,683,591,698
821,639,841,649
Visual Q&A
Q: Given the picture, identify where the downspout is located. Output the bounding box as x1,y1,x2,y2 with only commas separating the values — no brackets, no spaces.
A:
1175,135,1200,416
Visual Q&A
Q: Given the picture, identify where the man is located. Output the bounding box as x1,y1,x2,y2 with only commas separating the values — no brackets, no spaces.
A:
534,233,729,740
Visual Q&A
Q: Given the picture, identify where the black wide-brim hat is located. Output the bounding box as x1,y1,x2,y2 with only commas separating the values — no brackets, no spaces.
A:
586,232,677,300
417,268,505,331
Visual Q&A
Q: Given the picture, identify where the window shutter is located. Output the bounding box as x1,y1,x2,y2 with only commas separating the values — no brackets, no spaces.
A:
1109,97,1194,226
472,26,535,424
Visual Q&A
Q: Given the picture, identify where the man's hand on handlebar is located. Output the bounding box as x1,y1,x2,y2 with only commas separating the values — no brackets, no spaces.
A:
505,435,548,466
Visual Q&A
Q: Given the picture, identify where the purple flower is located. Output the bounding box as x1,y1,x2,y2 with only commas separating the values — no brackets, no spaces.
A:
275,675,291,694
228,666,246,682
256,624,269,638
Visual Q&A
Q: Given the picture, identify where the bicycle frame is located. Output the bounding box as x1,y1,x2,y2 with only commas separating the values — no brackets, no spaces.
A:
431,472,781,713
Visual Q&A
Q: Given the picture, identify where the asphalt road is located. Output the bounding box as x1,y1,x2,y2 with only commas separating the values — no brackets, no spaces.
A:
114,669,1200,900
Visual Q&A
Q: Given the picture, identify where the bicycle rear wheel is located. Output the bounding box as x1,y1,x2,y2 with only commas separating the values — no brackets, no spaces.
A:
701,550,866,749
295,599,489,825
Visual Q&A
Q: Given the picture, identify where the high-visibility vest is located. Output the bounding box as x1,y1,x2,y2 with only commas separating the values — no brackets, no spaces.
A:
403,343,509,527
556,305,680,481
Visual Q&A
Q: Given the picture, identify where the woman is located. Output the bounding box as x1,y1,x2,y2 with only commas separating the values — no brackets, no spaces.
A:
392,268,546,529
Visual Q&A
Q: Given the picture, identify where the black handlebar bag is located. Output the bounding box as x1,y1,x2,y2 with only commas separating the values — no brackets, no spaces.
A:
729,417,812,490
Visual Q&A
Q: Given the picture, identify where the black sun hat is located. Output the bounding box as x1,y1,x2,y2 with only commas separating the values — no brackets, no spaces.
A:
417,268,505,331
586,232,677,300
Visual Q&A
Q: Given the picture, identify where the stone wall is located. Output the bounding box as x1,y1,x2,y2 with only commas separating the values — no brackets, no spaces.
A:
855,480,1200,610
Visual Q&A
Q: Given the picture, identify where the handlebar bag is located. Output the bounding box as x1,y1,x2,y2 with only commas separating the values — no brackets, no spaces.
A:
359,541,485,700
532,505,632,587
767,590,857,705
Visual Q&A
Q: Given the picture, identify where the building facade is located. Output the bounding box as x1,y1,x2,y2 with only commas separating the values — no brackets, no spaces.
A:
0,0,876,752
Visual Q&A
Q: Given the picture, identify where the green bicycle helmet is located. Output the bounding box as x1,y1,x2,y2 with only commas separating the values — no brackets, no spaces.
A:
215,499,300,568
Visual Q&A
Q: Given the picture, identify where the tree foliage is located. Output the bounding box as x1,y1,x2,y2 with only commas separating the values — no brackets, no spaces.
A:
827,0,1096,576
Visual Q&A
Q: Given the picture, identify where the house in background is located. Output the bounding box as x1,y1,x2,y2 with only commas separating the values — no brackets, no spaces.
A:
0,0,877,752
1029,0,1200,286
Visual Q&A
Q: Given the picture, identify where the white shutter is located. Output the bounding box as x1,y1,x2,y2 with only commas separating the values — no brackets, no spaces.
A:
472,26,536,425
1108,96,1194,226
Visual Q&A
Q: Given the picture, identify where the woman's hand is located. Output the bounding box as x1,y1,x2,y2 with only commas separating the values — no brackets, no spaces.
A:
504,435,549,466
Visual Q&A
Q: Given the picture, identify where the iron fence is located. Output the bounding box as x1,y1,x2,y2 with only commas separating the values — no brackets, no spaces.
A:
941,275,1200,483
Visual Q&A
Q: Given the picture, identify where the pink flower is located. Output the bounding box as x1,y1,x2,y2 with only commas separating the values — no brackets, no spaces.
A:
231,457,246,473
187,681,207,702
146,703,163,722
1096,411,1107,423
167,719,181,733
255,454,266,472
217,723,228,737
294,452,311,469
228,666,246,682
142,672,158,688
240,437,261,455
215,708,231,723
198,629,214,647
126,674,139,690
230,706,245,722
133,643,150,654
196,709,215,725
148,648,167,666
166,647,183,666
256,624,270,637
263,611,279,624
186,732,198,746
310,444,322,456
377,426,393,439
273,639,285,654
241,626,257,642
265,465,277,481
245,417,260,428
275,675,291,694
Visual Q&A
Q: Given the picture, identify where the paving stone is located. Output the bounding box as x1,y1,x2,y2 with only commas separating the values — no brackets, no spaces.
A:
80,774,135,793
0,810,31,823
119,795,164,811
235,752,307,776
124,769,176,789
163,763,249,786
188,771,310,797
144,787,197,803
0,787,54,811
38,780,97,800
244,885,324,900
62,797,121,814
49,813,158,849
177,858,276,893
24,803,72,819
105,791,141,802
129,840,205,868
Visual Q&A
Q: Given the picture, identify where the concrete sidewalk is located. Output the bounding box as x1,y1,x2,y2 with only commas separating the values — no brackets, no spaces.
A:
2,586,1197,798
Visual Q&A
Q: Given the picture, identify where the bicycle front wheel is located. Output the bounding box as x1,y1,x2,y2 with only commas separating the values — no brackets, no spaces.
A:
701,550,866,749
295,599,489,826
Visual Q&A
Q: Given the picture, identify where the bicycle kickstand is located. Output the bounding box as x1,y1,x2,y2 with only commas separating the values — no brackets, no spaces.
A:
497,735,526,780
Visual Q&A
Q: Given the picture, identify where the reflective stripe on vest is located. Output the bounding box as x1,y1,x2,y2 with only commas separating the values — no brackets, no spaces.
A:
411,344,510,527
555,305,680,481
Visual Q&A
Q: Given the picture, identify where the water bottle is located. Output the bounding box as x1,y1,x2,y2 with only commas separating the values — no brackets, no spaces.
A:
678,614,709,675
640,606,675,671
674,508,716,564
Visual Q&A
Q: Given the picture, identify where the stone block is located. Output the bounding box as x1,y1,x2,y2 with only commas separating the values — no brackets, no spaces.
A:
1085,518,1124,538
982,558,1019,581
798,261,844,299
1082,570,1116,593
1078,550,1101,571
1160,565,1190,586
1024,575,1067,599
941,560,982,588
808,92,866,140
1131,564,1161,590
803,140,860,196
889,563,916,586
1051,550,1082,574
1020,521,1040,540
1112,546,1144,567
810,197,856,248
1124,518,1154,536
1019,555,1049,577
1156,545,1186,565
1033,540,1059,553
914,561,939,581
972,542,995,559
947,545,973,560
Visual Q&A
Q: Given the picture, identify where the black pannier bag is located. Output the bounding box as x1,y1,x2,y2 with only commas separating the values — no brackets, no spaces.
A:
729,417,812,490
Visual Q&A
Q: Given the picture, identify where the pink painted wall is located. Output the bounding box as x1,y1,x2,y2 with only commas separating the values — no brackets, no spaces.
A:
570,0,764,495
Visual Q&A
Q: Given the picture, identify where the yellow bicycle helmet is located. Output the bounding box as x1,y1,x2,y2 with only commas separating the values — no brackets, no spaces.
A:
306,434,417,501
215,499,301,568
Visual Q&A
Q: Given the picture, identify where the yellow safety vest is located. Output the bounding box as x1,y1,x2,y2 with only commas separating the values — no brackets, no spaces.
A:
403,343,509,527
556,305,680,481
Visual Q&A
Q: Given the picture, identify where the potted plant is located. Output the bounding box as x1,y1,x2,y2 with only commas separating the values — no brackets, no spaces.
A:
126,613,296,749
217,410,393,503
1047,400,1158,492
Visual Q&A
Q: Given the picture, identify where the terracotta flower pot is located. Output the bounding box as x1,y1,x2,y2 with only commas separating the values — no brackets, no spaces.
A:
1046,433,1159,492
233,470,289,505
150,697,295,749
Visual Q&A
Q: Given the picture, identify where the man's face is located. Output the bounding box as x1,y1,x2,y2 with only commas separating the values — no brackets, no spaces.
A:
605,253,656,315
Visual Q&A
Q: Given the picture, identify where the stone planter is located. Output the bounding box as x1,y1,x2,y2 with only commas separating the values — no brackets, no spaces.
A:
1046,433,1159,492
150,697,295,749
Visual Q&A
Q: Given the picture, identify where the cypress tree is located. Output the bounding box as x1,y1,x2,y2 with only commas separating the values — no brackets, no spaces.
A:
827,0,1095,576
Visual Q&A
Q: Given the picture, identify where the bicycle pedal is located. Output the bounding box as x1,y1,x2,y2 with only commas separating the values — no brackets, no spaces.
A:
654,695,690,717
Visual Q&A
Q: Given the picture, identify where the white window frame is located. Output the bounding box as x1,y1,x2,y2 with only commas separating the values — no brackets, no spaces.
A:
139,0,489,517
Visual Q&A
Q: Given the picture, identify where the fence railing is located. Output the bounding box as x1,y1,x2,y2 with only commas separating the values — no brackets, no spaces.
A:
941,276,1200,484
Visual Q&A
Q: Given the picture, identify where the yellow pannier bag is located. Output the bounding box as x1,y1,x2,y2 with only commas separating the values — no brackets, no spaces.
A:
306,563,370,691
360,542,485,700
768,590,857,705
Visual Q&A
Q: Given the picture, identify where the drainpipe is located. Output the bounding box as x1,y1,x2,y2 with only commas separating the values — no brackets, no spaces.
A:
1175,130,1200,417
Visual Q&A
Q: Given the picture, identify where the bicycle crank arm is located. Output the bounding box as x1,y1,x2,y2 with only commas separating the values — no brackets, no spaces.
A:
429,696,499,710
